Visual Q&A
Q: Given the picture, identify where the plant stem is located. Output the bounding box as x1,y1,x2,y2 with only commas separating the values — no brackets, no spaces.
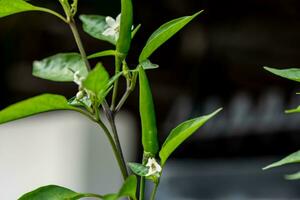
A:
150,183,159,200
95,118,128,180
115,71,137,112
62,3,129,190
115,88,131,113
68,19,91,71
37,8,68,23
111,55,123,110
102,100,129,178
59,0,90,71
139,154,147,200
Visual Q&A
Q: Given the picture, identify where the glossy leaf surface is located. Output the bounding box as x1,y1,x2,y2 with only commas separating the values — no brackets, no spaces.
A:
83,63,109,100
33,53,88,82
18,185,105,200
128,162,149,177
139,67,159,155
18,185,78,200
264,67,300,82
139,10,203,62
0,0,41,18
140,59,159,70
0,94,79,124
159,108,222,166
103,175,137,200
80,14,117,45
263,150,300,170
88,50,116,59
0,0,65,22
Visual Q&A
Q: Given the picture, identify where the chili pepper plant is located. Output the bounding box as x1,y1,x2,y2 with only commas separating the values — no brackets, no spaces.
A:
0,0,222,199
263,67,300,180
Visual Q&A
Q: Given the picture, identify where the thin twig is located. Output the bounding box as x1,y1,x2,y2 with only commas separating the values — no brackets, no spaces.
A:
95,117,128,180
150,183,159,200
111,55,123,110
102,100,129,178
139,155,147,200
115,71,138,112
69,20,91,71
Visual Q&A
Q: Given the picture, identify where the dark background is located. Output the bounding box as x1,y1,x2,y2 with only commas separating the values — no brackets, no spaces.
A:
1,0,300,163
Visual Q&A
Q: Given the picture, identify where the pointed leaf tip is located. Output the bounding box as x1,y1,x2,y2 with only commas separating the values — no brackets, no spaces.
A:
159,108,222,166
285,171,300,180
0,94,80,124
263,150,300,170
263,66,300,83
139,10,204,63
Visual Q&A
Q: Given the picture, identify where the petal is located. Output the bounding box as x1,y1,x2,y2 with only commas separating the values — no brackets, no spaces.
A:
103,28,115,36
146,158,155,167
106,16,116,27
116,14,121,24
155,163,162,172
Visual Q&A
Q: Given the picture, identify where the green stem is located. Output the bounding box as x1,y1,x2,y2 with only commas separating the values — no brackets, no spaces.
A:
139,155,147,200
69,19,91,71
59,0,91,71
102,100,129,178
115,71,137,112
95,118,128,180
37,8,68,23
71,0,79,15
150,183,159,200
77,107,128,180
111,55,123,110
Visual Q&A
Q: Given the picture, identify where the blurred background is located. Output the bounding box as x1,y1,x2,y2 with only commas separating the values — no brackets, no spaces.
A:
1,0,300,199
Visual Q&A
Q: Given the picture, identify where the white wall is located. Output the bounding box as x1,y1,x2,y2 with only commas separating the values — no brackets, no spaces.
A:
0,111,137,200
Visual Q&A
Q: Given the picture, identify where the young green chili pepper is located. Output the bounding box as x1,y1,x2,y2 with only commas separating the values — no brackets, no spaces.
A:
117,0,133,56
138,66,159,156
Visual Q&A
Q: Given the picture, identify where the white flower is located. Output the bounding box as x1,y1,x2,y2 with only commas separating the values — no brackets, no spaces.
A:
102,14,134,41
73,70,85,87
145,158,162,177
103,14,121,40
76,90,84,100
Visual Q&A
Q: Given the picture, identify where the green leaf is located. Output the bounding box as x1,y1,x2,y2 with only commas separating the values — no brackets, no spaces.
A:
139,10,203,62
79,14,117,45
159,108,222,166
118,175,137,200
88,50,116,59
68,96,92,108
0,0,66,22
103,194,119,200
140,59,159,70
139,67,159,155
263,150,300,170
128,162,149,176
117,0,133,55
33,53,88,82
103,175,137,200
19,185,104,200
0,0,39,18
0,94,80,124
285,171,300,180
264,67,300,83
82,63,110,100
285,105,300,114
18,185,78,200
